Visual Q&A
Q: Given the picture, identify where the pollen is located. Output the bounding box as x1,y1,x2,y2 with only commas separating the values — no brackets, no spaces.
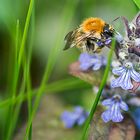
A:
81,17,105,33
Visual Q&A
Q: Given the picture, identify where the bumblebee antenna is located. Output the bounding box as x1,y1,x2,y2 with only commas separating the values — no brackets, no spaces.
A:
110,16,127,35
108,17,121,35
111,16,121,24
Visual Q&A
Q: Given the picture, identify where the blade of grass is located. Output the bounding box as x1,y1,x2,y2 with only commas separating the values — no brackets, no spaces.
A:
0,78,90,109
2,77,88,139
133,0,140,9
15,20,20,62
26,5,35,140
6,57,27,140
24,0,79,139
0,77,88,139
6,0,34,139
18,0,34,67
82,39,115,140
4,19,20,139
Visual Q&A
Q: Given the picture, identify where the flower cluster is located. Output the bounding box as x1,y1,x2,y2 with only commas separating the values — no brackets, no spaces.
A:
77,13,140,124
105,14,140,123
62,12,140,129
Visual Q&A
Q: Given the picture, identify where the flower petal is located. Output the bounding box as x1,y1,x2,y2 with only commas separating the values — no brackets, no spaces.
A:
101,97,127,123
120,101,129,111
112,67,126,76
61,111,70,120
110,103,116,119
61,107,89,128
77,116,86,125
110,103,123,122
112,108,123,122
101,110,111,123
74,106,83,114
105,39,112,45
121,70,133,90
92,63,102,70
79,53,93,71
102,57,107,66
111,71,133,90
79,53,106,71
61,112,77,128
130,69,140,82
64,119,76,128
111,74,125,88
102,99,114,106
79,53,91,62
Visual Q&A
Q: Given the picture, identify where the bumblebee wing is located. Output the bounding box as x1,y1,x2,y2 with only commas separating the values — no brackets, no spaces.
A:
63,30,76,50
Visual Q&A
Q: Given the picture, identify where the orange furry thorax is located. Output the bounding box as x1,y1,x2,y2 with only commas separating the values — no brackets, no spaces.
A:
81,17,105,33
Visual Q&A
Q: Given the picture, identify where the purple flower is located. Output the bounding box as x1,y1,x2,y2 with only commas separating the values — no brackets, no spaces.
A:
101,95,128,123
61,106,89,128
79,53,106,71
104,39,112,45
96,39,112,46
115,33,124,44
111,62,140,90
96,41,104,46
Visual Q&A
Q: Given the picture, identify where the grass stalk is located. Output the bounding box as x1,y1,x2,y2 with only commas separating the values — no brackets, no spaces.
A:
82,40,115,140
6,58,27,140
23,0,79,139
0,78,89,109
26,6,35,140
5,19,20,140
6,0,34,139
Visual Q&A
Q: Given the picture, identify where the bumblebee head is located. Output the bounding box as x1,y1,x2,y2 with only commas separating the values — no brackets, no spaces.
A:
102,24,115,38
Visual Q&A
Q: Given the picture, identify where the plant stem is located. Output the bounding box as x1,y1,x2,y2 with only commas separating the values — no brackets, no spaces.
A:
82,39,115,140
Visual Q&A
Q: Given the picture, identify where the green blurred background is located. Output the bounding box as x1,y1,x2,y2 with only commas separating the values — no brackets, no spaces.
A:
0,0,139,139
0,0,138,86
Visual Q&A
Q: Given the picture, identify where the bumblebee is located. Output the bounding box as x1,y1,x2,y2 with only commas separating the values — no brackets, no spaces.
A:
64,17,115,53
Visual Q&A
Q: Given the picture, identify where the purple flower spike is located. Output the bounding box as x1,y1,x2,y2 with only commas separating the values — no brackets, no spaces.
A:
61,106,89,128
79,53,107,71
111,62,140,90
101,95,128,123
